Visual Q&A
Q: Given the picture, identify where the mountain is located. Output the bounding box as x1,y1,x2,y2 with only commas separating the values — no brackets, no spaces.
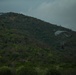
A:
0,12,76,75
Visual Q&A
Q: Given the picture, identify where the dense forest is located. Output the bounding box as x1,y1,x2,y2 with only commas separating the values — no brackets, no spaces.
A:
0,12,76,75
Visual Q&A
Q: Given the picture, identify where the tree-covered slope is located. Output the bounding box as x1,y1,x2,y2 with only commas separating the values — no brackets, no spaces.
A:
0,12,74,46
0,12,76,75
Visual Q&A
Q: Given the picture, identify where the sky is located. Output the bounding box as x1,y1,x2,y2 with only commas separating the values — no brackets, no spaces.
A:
0,0,76,31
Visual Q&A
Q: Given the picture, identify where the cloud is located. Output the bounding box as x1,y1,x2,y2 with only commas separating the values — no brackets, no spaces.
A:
0,0,44,14
27,0,76,31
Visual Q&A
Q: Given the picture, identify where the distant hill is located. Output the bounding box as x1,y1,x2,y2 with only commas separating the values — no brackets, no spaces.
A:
0,12,76,75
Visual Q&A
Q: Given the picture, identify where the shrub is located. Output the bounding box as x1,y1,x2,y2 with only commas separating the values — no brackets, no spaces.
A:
0,66,13,75
46,68,61,75
16,66,38,75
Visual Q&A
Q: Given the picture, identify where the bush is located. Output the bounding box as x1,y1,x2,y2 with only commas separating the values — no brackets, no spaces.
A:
16,66,38,75
0,66,13,75
46,68,61,75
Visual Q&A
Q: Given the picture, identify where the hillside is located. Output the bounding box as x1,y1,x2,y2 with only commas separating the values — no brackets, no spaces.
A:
0,12,76,75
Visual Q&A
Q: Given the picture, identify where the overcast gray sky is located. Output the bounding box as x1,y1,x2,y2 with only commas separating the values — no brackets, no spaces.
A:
0,0,76,31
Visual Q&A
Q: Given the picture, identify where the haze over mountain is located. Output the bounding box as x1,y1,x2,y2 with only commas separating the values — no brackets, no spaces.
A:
0,0,76,31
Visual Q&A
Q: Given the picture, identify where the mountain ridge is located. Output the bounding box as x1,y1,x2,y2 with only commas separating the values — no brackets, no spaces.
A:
0,12,75,46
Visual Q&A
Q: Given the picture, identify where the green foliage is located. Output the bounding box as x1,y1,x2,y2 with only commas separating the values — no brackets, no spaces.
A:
0,12,76,75
16,66,37,75
0,66,13,75
46,68,61,75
